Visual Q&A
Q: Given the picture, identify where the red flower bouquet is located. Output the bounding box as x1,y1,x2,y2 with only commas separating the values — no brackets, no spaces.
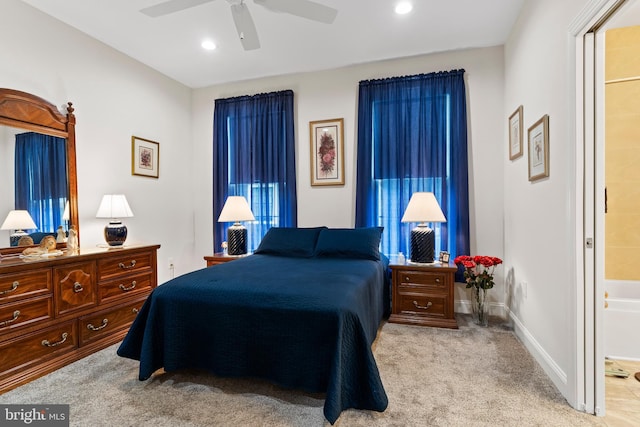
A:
453,255,503,290
454,255,503,326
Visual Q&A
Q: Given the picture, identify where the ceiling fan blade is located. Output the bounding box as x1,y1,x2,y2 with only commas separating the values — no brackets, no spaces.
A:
254,0,337,24
140,0,215,18
230,3,260,50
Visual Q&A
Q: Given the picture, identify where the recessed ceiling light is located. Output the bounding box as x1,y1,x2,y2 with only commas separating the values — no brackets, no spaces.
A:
201,40,217,50
395,2,413,15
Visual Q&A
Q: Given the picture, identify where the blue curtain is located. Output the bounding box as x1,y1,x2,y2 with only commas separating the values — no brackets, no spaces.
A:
355,69,470,268
15,132,68,233
213,90,297,252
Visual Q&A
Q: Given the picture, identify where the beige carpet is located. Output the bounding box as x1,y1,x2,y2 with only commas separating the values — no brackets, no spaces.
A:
0,315,605,426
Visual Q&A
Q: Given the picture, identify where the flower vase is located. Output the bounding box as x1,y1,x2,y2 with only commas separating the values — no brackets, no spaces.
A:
471,287,489,327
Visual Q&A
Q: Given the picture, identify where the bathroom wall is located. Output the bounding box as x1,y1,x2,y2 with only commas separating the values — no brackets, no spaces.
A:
604,24,640,360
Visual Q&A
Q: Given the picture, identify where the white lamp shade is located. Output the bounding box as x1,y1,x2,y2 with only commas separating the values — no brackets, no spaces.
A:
96,195,134,219
217,196,255,223
62,200,70,221
401,192,446,223
1,210,37,230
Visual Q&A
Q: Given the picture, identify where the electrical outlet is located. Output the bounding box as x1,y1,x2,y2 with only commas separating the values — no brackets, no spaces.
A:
168,257,174,270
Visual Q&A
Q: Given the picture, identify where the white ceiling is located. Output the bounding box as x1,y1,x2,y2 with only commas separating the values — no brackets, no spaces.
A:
20,0,525,89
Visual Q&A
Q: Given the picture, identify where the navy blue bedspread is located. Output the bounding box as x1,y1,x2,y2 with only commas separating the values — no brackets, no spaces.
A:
117,254,389,424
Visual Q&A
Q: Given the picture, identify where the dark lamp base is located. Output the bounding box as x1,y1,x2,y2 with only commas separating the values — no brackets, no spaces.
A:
409,225,435,264
227,224,247,255
104,221,127,247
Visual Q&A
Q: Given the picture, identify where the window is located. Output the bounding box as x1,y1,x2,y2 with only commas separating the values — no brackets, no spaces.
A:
213,90,297,252
355,70,470,263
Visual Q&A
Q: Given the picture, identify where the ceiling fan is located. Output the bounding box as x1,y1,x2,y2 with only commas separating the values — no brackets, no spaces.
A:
140,0,338,51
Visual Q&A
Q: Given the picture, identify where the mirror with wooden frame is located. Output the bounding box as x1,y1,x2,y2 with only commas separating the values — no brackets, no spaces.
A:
0,88,79,255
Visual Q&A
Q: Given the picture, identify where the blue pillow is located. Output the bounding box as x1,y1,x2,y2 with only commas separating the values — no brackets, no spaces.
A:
314,227,383,260
255,227,326,258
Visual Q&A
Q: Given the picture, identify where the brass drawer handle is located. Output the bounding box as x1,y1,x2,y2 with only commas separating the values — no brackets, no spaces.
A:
132,308,139,314
413,301,433,310
119,281,137,292
42,332,68,347
0,310,20,327
118,260,137,270
87,318,108,331
403,276,442,284
0,281,19,295
73,282,84,293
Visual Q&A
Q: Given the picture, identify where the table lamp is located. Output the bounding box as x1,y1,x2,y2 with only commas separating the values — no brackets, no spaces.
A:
401,192,446,263
96,194,134,247
1,210,37,246
217,196,255,256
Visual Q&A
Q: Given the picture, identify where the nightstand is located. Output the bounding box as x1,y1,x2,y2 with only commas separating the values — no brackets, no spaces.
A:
389,262,458,329
204,252,239,267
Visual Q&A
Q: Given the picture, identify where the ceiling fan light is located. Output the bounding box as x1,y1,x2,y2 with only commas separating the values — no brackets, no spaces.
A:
395,2,413,15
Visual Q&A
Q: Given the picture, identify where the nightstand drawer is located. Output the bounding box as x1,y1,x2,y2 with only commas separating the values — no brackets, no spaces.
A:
389,263,458,329
397,270,447,289
396,293,447,318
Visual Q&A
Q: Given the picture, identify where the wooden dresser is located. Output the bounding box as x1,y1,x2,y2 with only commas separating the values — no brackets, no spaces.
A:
389,262,458,329
0,244,160,393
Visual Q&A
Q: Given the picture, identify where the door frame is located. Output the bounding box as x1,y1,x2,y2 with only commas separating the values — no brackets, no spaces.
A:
570,0,632,416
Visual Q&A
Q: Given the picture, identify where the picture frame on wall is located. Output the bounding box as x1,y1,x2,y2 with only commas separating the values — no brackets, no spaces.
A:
527,115,549,181
132,136,159,178
309,118,345,186
509,105,523,160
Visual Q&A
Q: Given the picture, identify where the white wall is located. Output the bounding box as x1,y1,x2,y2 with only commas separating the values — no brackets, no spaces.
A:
504,0,591,408
192,46,506,308
1,0,197,283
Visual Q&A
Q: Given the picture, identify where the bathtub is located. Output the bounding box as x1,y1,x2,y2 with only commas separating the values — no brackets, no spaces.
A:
604,280,640,361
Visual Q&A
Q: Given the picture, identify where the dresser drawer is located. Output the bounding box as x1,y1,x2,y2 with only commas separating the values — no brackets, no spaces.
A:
0,269,51,304
99,271,153,304
54,262,97,315
98,251,153,281
0,321,77,377
395,292,448,318
0,297,52,332
79,300,144,346
396,270,447,289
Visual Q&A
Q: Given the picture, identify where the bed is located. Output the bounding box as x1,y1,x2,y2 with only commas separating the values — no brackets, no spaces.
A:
117,227,389,424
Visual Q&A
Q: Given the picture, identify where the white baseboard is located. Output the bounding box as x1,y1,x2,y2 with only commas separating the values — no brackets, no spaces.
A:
506,307,569,392
455,300,506,317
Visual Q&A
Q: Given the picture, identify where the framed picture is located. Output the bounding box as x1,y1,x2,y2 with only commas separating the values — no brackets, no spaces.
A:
528,115,549,181
509,105,523,160
439,251,450,263
309,118,345,186
132,136,159,178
